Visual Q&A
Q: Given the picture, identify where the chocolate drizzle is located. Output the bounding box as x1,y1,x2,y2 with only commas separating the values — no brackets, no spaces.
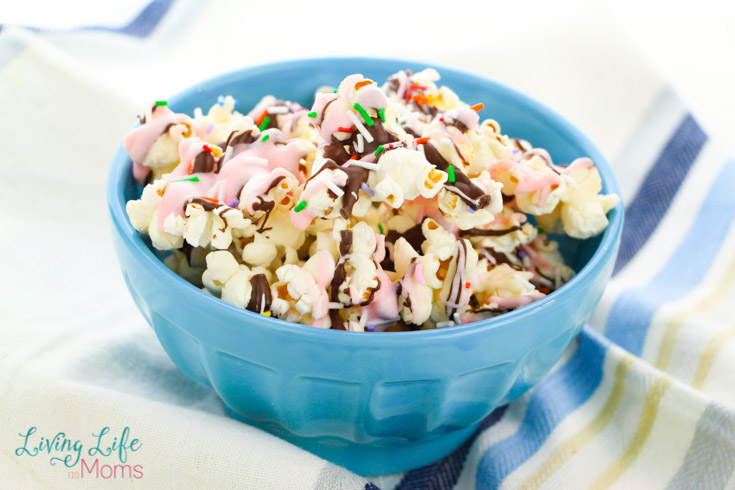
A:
386,223,424,251
422,142,491,209
329,229,353,330
192,150,217,173
460,225,522,237
266,175,286,193
162,122,176,136
183,197,221,212
308,159,370,219
478,247,523,270
339,230,353,256
246,274,272,314
226,129,259,147
252,197,275,232
443,115,469,133
323,141,351,165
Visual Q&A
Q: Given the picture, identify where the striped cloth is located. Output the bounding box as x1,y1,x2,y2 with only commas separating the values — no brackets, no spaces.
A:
2,2,734,489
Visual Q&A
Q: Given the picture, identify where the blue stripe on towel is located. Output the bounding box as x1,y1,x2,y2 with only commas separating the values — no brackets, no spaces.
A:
83,0,175,38
667,403,735,490
614,114,707,274
1,0,175,39
605,160,735,355
474,328,608,489
395,406,508,489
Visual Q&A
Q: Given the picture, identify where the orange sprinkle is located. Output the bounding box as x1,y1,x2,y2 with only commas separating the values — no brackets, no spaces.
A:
415,137,430,145
471,103,484,112
255,109,268,126
200,196,219,204
354,80,372,91
465,282,471,289
411,93,428,105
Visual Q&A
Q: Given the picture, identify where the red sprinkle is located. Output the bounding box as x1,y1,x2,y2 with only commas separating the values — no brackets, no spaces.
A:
255,109,268,126
415,137,430,145
409,84,427,91
202,145,212,153
465,282,471,289
350,154,359,160
337,126,355,133
471,103,485,112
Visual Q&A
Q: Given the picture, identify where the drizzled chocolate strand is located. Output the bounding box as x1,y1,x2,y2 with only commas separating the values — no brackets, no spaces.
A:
183,197,221,212
308,159,370,219
192,151,217,173
460,225,522,237
246,274,272,314
421,142,491,209
386,224,424,251
329,229,353,330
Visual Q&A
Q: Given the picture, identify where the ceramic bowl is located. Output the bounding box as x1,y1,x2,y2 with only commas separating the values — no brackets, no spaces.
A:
107,57,623,475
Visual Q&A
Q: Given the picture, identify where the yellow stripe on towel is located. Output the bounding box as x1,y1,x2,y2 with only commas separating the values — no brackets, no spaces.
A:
589,375,673,490
518,355,634,490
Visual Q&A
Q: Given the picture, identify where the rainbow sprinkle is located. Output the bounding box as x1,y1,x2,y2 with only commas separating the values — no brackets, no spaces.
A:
170,176,200,183
448,165,456,183
377,107,386,123
360,182,375,197
261,134,270,142
374,145,385,157
262,311,272,317
307,111,317,118
378,223,384,234
154,100,167,106
333,89,338,93
259,117,271,131
294,200,307,212
353,103,374,127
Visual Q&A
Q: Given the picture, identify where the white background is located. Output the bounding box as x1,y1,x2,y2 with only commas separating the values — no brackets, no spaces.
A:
3,0,734,156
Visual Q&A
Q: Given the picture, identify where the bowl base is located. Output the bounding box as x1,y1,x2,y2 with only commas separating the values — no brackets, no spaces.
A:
222,404,478,476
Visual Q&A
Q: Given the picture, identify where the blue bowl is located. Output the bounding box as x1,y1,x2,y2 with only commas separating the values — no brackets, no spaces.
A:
107,57,623,475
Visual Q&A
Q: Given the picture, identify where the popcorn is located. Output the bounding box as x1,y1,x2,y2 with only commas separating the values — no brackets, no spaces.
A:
124,69,619,331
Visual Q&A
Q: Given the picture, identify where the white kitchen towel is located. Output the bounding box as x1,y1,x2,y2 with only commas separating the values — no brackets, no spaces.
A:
1,2,734,489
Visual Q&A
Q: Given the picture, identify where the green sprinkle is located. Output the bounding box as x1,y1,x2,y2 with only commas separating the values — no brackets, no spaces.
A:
537,227,545,234
378,223,384,234
170,176,200,183
259,116,271,131
294,200,307,212
333,89,338,93
353,103,374,127
374,145,385,157
154,100,168,106
377,107,386,123
307,111,317,118
447,165,456,183
261,134,270,142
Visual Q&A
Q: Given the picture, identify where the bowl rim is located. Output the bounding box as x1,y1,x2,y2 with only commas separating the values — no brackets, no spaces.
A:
108,56,623,343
